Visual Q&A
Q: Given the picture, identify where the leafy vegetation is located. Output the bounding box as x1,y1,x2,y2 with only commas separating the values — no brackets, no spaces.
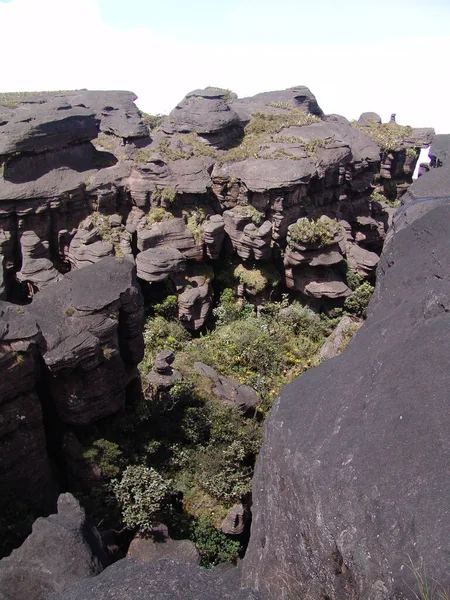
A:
218,105,320,164
351,119,414,151
183,207,206,244
145,207,174,228
288,217,342,248
232,204,265,225
79,280,349,565
234,263,280,293
141,112,165,131
344,281,374,317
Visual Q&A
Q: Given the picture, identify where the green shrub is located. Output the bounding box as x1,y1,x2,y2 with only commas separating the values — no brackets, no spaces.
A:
344,281,374,317
232,204,265,225
346,269,364,291
83,439,124,479
141,112,165,131
145,207,174,228
153,295,178,319
183,207,206,244
234,263,280,293
288,217,342,248
188,516,240,566
112,465,171,532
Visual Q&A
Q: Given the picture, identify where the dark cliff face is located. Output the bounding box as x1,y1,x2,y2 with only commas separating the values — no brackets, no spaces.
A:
0,257,144,526
242,166,450,600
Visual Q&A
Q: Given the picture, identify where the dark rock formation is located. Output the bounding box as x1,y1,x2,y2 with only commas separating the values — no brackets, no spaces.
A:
47,558,265,600
27,257,144,425
429,133,450,168
0,301,56,511
0,86,433,311
243,172,450,599
0,493,108,600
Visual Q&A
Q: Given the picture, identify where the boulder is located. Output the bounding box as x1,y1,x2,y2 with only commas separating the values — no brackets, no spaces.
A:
47,558,266,600
194,362,260,412
357,112,382,126
319,315,362,361
221,504,249,536
243,192,450,599
136,247,185,283
0,493,108,600
165,87,240,136
127,533,200,565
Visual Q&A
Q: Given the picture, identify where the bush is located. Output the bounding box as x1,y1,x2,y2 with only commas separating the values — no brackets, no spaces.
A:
83,439,124,479
189,516,240,566
112,465,171,532
344,281,374,317
288,217,342,248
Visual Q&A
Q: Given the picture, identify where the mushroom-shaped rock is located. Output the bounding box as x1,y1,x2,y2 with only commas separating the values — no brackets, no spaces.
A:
221,503,250,536
165,87,240,136
146,351,182,395
16,231,63,290
154,349,176,374
203,215,226,259
346,242,379,277
136,247,185,283
178,280,212,331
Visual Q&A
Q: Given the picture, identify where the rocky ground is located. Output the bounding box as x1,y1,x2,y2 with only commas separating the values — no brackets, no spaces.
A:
0,86,448,600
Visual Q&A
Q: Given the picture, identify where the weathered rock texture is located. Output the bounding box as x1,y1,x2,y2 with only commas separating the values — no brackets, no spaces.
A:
243,172,450,600
47,558,265,600
0,301,56,512
0,87,433,317
0,257,144,512
0,493,108,600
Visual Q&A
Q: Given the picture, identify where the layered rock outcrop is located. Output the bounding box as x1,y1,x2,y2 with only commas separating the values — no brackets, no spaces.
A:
0,86,433,319
243,169,450,600
0,257,144,513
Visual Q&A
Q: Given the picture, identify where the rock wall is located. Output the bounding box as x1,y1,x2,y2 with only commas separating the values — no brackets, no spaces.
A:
242,167,450,600
0,257,144,516
0,87,433,321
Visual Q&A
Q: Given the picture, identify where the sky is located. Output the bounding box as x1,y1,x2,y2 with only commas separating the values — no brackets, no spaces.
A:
0,0,449,134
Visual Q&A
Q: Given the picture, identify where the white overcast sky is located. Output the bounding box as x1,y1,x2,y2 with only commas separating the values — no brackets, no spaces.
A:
0,0,449,133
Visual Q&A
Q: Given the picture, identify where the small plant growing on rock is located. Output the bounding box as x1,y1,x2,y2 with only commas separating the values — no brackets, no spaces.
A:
65,306,75,317
183,207,206,244
160,187,177,204
344,281,374,317
234,263,280,293
233,204,265,225
102,347,114,360
351,119,414,151
146,207,174,228
112,465,171,532
140,112,165,131
288,217,342,248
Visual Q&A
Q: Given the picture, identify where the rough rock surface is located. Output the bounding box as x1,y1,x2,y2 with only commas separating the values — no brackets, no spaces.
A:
243,181,450,599
319,315,362,361
0,493,108,600
27,257,144,425
48,558,266,600
194,362,260,412
429,133,450,167
127,530,200,565
0,301,56,511
221,503,250,536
